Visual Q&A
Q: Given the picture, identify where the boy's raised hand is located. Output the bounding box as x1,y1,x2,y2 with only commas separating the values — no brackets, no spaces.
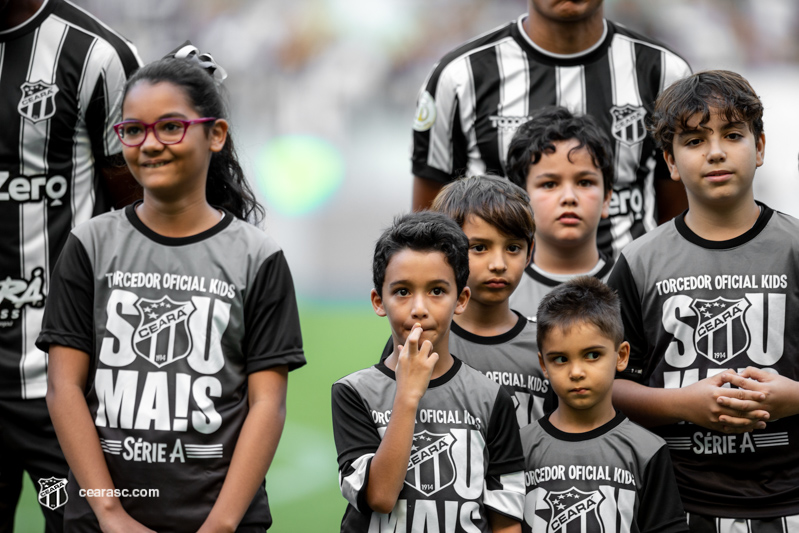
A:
718,367,799,422
395,323,439,403
678,370,769,433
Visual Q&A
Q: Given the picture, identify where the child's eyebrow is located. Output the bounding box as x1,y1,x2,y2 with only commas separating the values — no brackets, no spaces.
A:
677,121,746,138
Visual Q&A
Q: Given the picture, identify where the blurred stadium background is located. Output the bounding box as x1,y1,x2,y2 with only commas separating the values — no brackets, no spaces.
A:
14,0,799,530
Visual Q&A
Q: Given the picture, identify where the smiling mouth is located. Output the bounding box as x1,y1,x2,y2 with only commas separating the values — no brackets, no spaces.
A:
142,161,169,168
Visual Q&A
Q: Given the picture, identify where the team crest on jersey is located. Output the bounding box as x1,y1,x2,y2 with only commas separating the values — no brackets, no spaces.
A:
18,81,59,123
691,297,751,365
404,430,456,496
544,487,604,533
133,296,196,368
38,477,68,510
610,105,646,145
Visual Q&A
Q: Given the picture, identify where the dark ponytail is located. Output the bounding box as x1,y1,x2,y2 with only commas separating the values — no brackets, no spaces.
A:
122,57,265,224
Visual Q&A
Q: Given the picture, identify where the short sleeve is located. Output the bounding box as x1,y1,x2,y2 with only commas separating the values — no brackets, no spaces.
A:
411,67,469,184
36,234,95,355
331,381,382,513
484,387,525,520
607,254,648,382
243,250,305,374
638,445,688,533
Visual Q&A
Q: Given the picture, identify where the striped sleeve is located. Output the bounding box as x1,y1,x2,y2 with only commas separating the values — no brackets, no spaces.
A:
484,387,525,520
331,381,382,513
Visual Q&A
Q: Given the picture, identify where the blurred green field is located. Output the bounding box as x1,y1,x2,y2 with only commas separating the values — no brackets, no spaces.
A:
13,301,389,533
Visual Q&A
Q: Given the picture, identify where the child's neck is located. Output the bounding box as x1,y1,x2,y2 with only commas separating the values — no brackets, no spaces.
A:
454,299,518,337
548,399,616,434
385,344,454,380
533,239,599,275
137,194,222,238
684,197,760,241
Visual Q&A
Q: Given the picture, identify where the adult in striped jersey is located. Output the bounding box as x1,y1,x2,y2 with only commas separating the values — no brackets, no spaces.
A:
411,0,691,259
0,1,140,530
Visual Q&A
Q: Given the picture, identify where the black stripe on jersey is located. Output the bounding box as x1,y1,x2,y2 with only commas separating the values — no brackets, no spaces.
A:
633,43,661,114
583,55,613,133
46,28,95,271
450,97,469,178
470,48,502,175
0,33,34,280
527,63,556,114
54,0,139,76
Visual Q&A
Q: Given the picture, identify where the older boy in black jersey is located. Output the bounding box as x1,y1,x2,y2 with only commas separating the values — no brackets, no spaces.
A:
524,276,686,533
608,70,799,531
332,212,525,533
506,107,615,321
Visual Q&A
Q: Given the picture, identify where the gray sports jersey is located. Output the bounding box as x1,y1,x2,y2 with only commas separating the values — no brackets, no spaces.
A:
450,313,554,428
332,358,525,532
608,204,799,518
522,411,687,533
510,254,614,321
37,204,305,530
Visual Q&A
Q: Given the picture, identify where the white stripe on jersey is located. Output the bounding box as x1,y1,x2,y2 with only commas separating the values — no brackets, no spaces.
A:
429,59,461,174
483,471,525,519
72,37,100,227
54,13,131,159
556,65,586,115
461,58,485,177
340,453,374,512
608,35,645,257
496,39,529,173
661,49,692,92
19,18,68,399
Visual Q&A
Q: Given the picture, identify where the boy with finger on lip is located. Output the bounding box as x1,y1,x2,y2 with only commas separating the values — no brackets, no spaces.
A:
332,211,525,532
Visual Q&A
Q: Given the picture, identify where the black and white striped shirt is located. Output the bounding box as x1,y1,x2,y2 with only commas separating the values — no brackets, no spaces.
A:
412,16,690,259
0,0,140,400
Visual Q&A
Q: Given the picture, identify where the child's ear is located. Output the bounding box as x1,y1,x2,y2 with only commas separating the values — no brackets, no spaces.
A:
538,352,548,379
525,240,534,266
454,286,471,316
615,341,630,373
664,150,681,182
209,118,229,153
601,188,612,219
370,289,387,317
755,132,766,168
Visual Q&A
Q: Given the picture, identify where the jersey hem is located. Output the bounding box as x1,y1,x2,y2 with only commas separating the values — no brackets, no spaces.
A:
246,350,307,374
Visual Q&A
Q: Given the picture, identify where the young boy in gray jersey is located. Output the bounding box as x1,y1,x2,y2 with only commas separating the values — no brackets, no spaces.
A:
506,107,615,320
523,277,686,533
332,211,525,533
609,70,799,531
429,174,553,427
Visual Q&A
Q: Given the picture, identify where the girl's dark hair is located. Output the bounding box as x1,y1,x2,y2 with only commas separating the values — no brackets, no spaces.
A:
506,106,614,194
122,57,264,224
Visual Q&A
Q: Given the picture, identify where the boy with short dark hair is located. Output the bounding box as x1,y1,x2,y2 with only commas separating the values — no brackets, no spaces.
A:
523,276,686,533
333,211,525,532
609,70,799,530
505,106,615,321
430,174,554,427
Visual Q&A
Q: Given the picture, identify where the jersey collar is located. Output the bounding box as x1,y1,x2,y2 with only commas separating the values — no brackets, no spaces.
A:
0,0,58,41
513,14,611,66
674,201,774,250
